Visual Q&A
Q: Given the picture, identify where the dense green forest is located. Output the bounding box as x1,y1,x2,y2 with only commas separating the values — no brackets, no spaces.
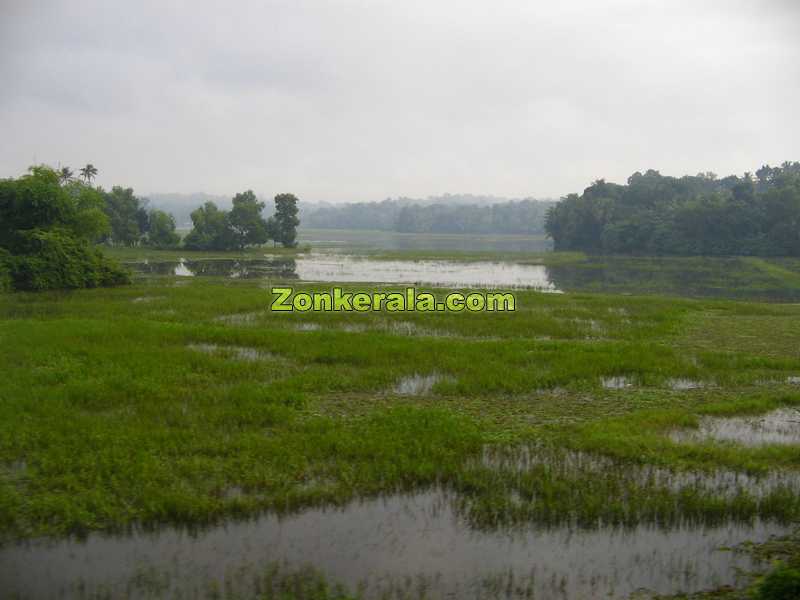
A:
545,162,800,256
302,196,555,234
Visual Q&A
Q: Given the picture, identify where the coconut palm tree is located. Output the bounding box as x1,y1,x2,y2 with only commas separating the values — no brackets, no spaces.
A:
58,166,74,184
80,164,98,183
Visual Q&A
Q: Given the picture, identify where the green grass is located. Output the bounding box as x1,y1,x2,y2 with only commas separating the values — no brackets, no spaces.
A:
3,277,800,541
4,269,800,597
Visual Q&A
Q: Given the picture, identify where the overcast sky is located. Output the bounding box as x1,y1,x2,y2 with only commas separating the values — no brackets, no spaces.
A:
1,0,798,202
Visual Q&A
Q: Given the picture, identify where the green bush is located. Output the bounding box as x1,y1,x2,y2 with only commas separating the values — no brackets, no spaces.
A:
1,166,131,292
8,229,130,291
757,565,800,600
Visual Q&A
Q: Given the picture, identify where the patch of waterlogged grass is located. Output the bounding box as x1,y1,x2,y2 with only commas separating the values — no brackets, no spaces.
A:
392,373,453,396
212,311,263,325
668,378,707,390
671,408,800,447
549,393,800,475
187,343,278,362
2,277,800,542
454,444,800,531
602,375,633,389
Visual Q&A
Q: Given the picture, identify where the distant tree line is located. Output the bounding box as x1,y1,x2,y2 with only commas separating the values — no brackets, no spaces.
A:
545,162,800,256
101,186,299,251
70,173,300,251
302,197,555,235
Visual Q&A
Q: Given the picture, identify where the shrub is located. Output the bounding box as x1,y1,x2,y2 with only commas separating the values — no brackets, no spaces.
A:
757,565,800,600
8,229,130,291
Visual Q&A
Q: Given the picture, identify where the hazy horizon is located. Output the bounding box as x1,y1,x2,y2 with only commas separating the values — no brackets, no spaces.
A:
2,0,798,202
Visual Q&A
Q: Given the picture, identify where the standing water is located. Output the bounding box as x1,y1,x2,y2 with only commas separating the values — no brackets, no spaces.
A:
0,489,783,599
129,255,560,291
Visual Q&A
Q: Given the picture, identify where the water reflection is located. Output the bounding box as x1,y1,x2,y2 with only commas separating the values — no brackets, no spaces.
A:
296,256,558,290
0,489,783,600
129,256,560,290
134,257,299,280
546,258,800,302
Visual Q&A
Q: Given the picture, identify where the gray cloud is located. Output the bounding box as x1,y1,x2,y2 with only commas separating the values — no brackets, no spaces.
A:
1,0,798,201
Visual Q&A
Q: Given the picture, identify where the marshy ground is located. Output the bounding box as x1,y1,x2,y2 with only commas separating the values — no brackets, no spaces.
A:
3,244,800,598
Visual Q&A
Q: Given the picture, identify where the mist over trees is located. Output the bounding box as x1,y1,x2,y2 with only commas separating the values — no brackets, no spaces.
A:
302,195,556,234
545,162,800,256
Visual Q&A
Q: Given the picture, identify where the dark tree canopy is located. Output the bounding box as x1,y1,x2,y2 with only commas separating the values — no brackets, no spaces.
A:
273,193,300,247
545,162,800,256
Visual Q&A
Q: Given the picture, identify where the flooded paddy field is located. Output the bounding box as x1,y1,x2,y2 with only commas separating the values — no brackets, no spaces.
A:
4,253,800,598
123,251,800,302
130,255,559,291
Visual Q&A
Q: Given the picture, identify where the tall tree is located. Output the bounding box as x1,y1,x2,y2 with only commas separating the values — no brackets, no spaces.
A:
273,193,300,248
183,202,236,250
147,210,180,248
102,186,147,246
80,164,98,184
229,190,269,248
